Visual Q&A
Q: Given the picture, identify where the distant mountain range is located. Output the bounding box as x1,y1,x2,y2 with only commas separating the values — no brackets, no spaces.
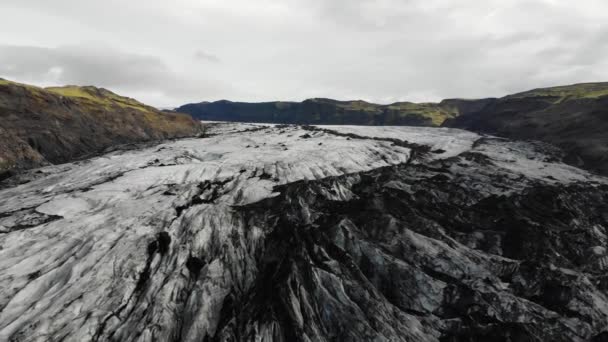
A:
176,98,494,126
178,82,608,175
0,78,203,179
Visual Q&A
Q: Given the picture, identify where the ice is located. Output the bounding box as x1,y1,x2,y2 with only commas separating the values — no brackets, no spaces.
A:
0,122,604,341
0,124,413,341
316,125,481,159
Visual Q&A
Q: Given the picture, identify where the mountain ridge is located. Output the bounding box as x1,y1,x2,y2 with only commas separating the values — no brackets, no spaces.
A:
177,82,608,126
176,97,486,126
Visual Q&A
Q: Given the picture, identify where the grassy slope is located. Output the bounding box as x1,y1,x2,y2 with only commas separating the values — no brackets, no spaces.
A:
310,98,459,125
46,85,198,133
507,82,608,102
0,79,203,177
386,101,460,126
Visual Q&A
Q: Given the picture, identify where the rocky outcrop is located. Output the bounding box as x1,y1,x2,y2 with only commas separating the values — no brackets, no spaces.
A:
0,79,203,178
1,123,607,341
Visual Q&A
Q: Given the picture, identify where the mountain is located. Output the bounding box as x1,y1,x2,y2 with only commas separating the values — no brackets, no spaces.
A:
176,98,494,126
0,78,203,179
444,82,608,176
178,82,608,177
1,122,608,341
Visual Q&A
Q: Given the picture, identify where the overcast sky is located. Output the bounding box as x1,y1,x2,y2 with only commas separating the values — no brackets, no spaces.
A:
1,0,607,107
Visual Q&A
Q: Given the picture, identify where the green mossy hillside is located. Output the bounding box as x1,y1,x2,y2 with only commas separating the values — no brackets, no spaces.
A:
0,78,203,177
506,82,608,103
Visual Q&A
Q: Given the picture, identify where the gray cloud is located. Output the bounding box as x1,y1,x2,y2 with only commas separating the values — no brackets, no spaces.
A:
0,45,168,87
1,0,607,106
194,50,220,63
0,44,230,106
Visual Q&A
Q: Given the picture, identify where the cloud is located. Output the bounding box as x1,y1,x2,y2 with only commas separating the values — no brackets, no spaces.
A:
194,50,220,63
0,44,166,87
0,44,230,106
1,0,608,106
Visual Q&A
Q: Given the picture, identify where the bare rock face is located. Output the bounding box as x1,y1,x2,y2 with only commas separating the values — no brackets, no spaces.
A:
1,123,607,341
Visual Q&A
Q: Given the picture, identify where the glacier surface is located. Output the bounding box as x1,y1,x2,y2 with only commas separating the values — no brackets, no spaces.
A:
1,123,607,341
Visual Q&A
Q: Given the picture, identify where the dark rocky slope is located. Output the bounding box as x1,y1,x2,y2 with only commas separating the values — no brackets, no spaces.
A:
444,82,608,176
0,78,203,179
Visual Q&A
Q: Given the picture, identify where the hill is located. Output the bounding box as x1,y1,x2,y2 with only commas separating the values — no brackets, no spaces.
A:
0,78,203,179
444,82,608,176
176,98,493,126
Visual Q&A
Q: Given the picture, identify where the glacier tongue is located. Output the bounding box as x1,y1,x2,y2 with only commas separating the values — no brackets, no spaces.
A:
0,123,607,342
0,124,412,341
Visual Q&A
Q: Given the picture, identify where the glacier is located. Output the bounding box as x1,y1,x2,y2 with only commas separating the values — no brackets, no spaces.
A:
1,123,608,341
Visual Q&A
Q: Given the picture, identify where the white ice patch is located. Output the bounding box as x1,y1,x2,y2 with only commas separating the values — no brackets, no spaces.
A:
316,125,481,159
36,196,92,218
